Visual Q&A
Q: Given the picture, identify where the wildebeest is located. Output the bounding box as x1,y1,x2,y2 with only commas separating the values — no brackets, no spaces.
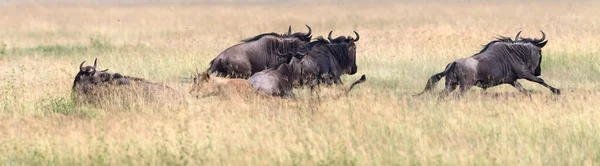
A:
72,58,180,104
416,31,560,97
207,25,313,78
248,63,298,98
289,31,359,88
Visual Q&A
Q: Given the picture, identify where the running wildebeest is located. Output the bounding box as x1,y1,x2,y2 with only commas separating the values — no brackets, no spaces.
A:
416,31,560,97
207,25,313,78
288,31,359,88
72,58,180,104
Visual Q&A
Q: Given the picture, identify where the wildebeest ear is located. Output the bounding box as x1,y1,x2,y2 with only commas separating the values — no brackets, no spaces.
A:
536,41,548,48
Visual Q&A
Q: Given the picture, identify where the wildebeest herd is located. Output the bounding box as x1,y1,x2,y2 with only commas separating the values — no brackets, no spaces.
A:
71,25,559,104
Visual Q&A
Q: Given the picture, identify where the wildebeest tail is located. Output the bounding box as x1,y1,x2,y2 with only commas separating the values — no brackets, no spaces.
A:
345,74,366,95
318,74,366,101
415,62,456,96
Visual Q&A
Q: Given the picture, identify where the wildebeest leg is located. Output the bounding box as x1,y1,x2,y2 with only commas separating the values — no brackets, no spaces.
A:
415,73,445,96
458,76,475,97
509,81,529,94
333,77,344,85
459,84,474,97
320,73,334,85
416,62,456,96
440,80,458,98
520,74,561,95
282,90,296,99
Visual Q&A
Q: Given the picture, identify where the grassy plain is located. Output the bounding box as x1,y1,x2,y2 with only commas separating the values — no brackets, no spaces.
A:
1,1,600,165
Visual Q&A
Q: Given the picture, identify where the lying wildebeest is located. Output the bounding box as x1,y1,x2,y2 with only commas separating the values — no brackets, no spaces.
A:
72,58,180,104
248,63,298,98
416,31,560,97
289,31,359,88
207,25,313,78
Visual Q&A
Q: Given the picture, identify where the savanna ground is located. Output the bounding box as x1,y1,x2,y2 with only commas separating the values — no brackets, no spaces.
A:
1,0,600,165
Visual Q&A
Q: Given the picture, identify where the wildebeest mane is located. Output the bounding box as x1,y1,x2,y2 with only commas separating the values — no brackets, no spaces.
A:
477,36,513,54
304,36,330,49
240,32,282,42
302,36,351,67
325,43,351,68
486,42,538,65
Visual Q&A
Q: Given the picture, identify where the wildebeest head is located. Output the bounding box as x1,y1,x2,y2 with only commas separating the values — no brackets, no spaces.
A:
513,31,547,76
72,58,109,91
476,31,547,77
284,24,312,42
328,31,360,74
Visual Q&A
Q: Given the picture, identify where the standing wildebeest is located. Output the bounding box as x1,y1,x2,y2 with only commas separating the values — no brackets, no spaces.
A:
207,25,313,78
417,31,560,97
289,31,359,88
72,58,180,104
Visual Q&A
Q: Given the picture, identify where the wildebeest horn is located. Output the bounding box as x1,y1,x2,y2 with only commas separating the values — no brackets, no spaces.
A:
328,31,334,41
99,68,109,72
353,31,360,42
93,58,97,69
305,24,312,37
537,30,546,42
79,60,86,71
514,31,522,41
287,25,292,35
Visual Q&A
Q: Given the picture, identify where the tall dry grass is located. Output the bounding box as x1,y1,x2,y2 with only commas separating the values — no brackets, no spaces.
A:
1,1,600,165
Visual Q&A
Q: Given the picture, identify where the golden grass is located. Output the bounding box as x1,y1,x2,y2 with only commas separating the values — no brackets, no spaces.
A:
1,1,600,165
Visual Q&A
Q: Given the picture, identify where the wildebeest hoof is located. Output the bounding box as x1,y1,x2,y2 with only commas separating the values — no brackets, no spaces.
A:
552,89,561,95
